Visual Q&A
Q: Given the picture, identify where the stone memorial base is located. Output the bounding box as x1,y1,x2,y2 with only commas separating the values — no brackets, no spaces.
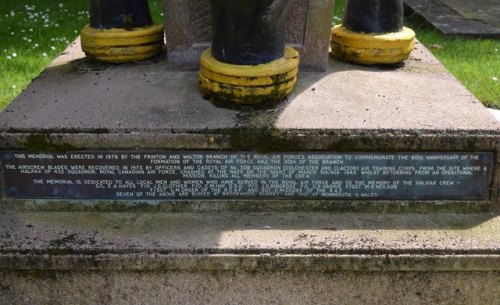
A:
0,39,499,304
1,212,499,305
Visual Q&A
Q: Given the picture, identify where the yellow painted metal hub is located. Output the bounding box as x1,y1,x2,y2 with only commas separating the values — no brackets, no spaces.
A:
330,25,415,65
80,24,164,63
199,47,300,105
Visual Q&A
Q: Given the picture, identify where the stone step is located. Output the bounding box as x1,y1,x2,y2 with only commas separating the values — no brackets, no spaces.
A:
1,212,499,304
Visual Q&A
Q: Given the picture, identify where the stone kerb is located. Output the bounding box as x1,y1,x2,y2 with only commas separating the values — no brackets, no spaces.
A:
163,0,335,71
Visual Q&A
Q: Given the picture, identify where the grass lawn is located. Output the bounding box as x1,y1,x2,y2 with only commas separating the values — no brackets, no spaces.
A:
0,1,87,110
0,0,164,110
0,0,498,109
407,21,500,108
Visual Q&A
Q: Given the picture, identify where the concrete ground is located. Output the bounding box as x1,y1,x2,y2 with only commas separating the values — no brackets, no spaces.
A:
404,0,500,38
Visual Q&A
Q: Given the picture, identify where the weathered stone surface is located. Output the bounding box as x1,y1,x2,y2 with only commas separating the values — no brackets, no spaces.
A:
1,40,497,133
0,34,500,305
163,0,334,71
2,270,498,305
440,0,500,27
1,212,500,305
2,212,500,255
1,39,498,212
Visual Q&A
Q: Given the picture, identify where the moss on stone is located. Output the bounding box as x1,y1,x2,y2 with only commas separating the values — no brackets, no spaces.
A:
20,133,77,152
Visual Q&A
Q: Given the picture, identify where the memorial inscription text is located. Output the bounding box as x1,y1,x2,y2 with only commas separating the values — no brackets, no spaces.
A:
0,151,493,200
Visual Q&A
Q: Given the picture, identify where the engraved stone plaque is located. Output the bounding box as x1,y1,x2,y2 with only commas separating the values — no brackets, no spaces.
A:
0,151,493,200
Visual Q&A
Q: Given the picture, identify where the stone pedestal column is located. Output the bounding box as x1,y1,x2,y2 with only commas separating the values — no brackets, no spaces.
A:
81,0,164,63
330,0,415,65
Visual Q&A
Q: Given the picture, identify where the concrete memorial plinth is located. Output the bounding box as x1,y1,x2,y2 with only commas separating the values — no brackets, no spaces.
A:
0,39,498,213
0,38,499,304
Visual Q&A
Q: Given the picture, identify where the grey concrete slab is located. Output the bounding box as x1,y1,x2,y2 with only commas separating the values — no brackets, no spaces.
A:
1,212,499,305
405,0,500,38
2,268,499,305
1,212,499,263
0,39,497,133
441,0,500,27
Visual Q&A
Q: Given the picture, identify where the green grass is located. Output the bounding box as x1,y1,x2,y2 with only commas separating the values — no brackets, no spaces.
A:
407,22,500,108
333,0,500,108
1,0,499,109
0,0,164,110
0,1,87,109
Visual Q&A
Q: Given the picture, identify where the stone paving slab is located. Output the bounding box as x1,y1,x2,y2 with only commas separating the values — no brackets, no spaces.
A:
1,212,499,265
2,254,499,305
405,0,500,38
440,0,500,27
